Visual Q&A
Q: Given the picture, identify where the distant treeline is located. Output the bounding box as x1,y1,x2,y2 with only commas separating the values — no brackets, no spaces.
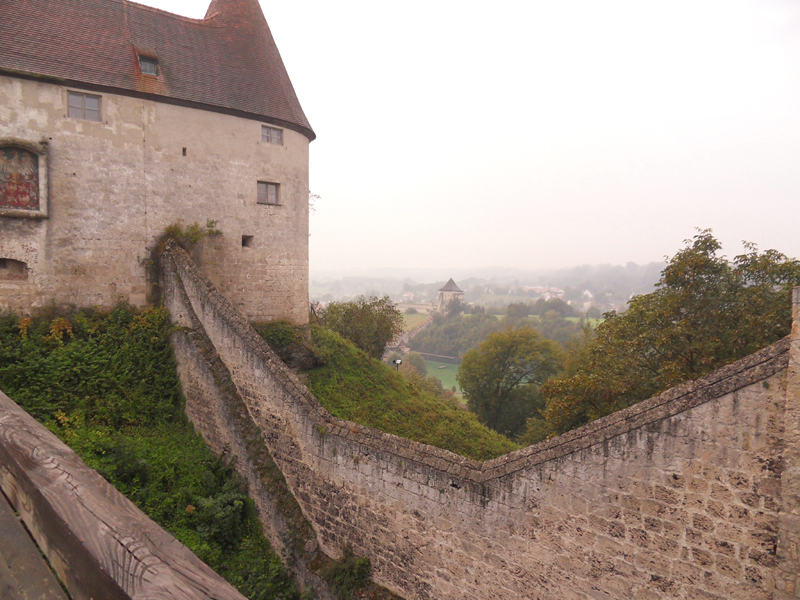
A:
409,298,584,358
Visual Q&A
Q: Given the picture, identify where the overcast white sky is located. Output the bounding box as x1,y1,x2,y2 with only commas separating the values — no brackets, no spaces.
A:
148,0,800,276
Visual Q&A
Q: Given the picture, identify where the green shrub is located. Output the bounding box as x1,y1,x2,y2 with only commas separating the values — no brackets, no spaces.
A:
0,305,182,427
320,546,371,599
164,219,222,250
254,321,325,371
256,320,302,349
0,306,300,600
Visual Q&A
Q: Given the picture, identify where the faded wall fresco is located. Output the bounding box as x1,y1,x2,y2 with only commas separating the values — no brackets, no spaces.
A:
0,147,38,210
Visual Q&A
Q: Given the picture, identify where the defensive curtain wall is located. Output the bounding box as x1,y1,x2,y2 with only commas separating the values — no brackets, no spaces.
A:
163,240,800,600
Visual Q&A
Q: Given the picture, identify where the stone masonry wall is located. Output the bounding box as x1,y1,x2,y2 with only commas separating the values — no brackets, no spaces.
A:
0,75,309,324
168,271,336,600
163,242,800,600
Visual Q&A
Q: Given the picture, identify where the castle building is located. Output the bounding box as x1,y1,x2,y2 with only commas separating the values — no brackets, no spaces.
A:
437,278,464,313
0,0,314,324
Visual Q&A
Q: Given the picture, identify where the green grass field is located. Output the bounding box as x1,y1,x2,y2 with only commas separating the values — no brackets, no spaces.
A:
425,359,460,393
402,312,429,331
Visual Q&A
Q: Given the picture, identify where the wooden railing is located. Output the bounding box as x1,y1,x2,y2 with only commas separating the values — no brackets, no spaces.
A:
0,390,247,600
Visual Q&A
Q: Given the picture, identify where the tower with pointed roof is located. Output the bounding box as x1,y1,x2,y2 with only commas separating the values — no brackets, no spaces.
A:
0,0,313,323
437,278,464,313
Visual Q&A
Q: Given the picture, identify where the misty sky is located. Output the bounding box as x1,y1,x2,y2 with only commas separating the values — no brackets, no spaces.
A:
149,0,800,276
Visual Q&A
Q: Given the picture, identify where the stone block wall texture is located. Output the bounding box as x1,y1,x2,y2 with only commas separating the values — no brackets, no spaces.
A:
163,243,800,600
168,277,337,600
0,75,309,324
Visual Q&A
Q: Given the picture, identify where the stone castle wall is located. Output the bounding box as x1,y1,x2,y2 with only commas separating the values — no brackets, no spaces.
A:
163,242,800,600
0,74,309,324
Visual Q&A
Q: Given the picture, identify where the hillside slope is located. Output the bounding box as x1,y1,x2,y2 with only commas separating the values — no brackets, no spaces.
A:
303,326,518,461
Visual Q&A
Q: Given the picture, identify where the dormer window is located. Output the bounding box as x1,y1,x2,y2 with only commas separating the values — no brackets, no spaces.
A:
139,56,158,76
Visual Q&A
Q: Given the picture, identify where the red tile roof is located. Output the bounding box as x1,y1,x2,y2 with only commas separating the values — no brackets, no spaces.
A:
0,0,314,140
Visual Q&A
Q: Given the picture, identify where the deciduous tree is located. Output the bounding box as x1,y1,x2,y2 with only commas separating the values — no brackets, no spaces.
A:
457,326,561,438
533,230,800,441
410,311,502,358
321,296,404,359
403,351,428,375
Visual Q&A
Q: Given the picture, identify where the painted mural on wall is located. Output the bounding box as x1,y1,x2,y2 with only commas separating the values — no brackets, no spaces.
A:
0,147,39,210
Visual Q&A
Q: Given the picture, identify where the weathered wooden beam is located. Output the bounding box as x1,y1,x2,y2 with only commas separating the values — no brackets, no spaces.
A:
0,390,247,600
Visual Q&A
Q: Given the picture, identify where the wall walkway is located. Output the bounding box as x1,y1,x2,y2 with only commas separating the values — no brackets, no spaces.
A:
162,241,800,600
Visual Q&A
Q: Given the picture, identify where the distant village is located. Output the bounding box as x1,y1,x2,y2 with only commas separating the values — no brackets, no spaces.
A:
310,261,665,315
395,284,600,314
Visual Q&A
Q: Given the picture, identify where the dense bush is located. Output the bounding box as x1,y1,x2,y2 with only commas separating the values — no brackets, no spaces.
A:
0,306,181,426
319,296,403,359
319,546,371,600
0,306,300,600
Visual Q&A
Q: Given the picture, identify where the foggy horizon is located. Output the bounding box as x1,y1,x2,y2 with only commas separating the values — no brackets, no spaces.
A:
309,260,664,284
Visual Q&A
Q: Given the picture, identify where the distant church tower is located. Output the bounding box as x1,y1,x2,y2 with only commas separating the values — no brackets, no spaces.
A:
437,279,464,313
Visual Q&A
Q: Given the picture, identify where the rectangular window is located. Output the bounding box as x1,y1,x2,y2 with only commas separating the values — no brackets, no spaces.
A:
68,91,101,122
257,181,280,205
261,125,283,145
139,56,158,76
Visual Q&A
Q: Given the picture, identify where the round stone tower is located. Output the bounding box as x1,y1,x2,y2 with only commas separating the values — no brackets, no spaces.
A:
0,0,314,323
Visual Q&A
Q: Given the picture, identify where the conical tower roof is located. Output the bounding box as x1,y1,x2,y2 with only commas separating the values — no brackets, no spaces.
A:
0,0,314,140
438,278,463,293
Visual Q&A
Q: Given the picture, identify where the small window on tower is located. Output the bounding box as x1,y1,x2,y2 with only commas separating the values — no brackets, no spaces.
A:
257,181,280,205
261,126,283,145
139,56,158,76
